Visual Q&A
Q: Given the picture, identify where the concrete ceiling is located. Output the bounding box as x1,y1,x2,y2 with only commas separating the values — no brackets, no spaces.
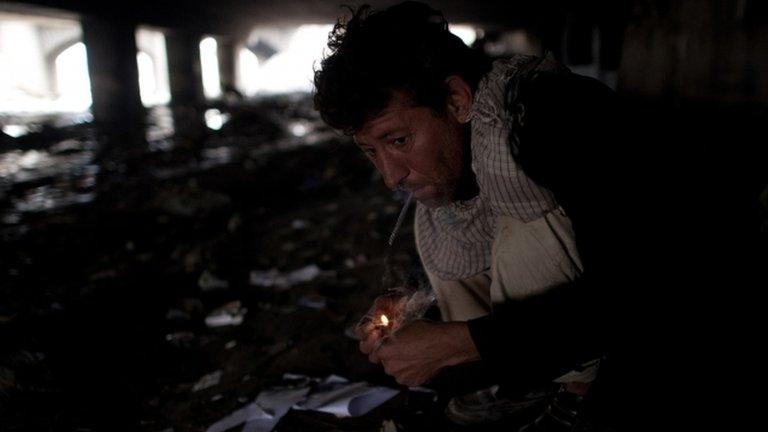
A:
1,0,628,38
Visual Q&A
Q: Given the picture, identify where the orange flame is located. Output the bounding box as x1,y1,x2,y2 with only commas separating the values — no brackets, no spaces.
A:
380,314,389,327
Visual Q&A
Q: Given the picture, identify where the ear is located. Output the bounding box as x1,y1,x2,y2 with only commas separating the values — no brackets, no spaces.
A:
444,75,473,124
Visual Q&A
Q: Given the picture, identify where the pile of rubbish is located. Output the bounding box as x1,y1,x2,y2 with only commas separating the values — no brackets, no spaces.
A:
0,94,430,431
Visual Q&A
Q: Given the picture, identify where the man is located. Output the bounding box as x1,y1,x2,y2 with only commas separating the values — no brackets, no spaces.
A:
314,2,627,428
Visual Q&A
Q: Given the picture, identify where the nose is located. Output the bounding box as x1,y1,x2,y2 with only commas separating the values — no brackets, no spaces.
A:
377,152,409,190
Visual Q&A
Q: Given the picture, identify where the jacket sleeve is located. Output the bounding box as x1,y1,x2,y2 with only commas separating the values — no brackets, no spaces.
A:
464,71,634,392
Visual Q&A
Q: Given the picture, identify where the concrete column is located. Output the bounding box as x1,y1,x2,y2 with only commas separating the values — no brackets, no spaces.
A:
165,30,206,136
165,30,204,107
81,17,144,139
217,37,236,95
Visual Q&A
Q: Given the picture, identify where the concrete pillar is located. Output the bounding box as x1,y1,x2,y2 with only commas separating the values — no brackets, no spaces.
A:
165,30,206,136
217,37,236,95
81,17,144,139
165,30,204,107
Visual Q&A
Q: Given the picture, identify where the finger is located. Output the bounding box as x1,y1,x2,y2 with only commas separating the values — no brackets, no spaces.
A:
372,335,389,354
359,339,372,355
359,332,383,355
359,337,379,355
355,321,376,339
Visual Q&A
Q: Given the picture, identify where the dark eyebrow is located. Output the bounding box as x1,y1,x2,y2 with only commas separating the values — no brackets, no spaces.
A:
376,127,407,141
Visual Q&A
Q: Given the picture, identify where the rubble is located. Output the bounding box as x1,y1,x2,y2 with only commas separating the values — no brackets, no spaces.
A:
165,331,196,348
206,374,399,432
294,374,399,417
0,93,421,431
205,301,247,327
192,370,223,392
198,270,230,291
249,264,329,290
296,294,329,310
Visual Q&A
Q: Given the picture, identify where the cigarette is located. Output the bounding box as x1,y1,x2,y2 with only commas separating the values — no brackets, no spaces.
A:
387,191,414,246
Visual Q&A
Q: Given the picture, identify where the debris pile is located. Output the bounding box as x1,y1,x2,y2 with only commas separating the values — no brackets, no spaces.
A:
0,94,428,431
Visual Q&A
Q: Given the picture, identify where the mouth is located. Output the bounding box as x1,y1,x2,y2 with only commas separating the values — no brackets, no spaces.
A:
410,186,431,200
401,183,424,194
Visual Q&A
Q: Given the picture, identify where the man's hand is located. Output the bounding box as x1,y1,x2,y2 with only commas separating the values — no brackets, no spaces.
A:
355,292,408,361
369,319,481,387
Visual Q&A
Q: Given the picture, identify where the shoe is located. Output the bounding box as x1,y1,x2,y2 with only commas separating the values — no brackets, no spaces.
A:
445,384,553,426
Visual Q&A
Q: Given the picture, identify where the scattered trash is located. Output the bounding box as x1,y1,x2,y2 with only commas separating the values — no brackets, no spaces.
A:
249,264,328,290
165,308,191,321
296,294,329,310
228,213,243,233
205,301,247,328
291,219,308,229
206,374,399,432
343,254,368,269
257,302,297,314
88,269,118,281
206,387,310,432
381,419,398,432
295,375,399,417
0,93,413,430
165,331,196,348
198,270,230,291
192,370,223,392
163,299,204,324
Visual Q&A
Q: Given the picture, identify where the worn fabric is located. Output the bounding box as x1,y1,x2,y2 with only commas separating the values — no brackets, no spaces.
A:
415,53,570,281
419,205,585,320
413,53,618,390
421,205,599,384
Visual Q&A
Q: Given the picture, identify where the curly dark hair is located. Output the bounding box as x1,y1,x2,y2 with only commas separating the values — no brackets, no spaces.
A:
313,1,492,135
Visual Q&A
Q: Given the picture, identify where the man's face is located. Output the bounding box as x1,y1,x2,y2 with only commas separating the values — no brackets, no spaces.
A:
353,90,468,208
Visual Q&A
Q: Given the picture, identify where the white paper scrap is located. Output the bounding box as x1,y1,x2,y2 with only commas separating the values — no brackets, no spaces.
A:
243,387,311,432
205,375,398,432
249,265,325,290
205,301,247,328
296,376,399,417
205,402,273,432
206,387,309,432
193,370,222,392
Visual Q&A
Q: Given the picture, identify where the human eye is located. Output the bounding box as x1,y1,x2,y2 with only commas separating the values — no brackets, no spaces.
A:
361,147,376,157
392,136,408,147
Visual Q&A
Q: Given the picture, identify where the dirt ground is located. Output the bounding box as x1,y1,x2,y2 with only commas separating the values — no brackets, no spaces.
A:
4,93,766,432
1,95,474,431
